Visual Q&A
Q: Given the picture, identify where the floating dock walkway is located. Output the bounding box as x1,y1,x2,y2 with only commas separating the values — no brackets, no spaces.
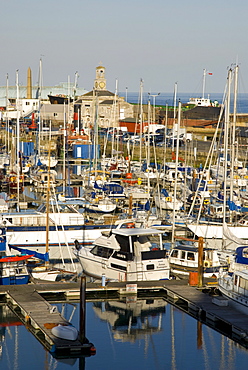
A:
4,284,95,359
1,278,248,352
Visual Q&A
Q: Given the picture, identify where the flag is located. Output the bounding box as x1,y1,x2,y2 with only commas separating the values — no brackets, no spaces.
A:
208,72,213,75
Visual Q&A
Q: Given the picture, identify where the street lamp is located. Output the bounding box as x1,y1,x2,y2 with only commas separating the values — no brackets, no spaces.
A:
148,92,160,123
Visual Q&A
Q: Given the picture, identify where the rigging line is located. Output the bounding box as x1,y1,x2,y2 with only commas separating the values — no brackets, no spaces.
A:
187,82,227,219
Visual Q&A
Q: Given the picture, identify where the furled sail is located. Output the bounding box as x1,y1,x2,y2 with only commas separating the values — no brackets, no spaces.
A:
223,222,248,245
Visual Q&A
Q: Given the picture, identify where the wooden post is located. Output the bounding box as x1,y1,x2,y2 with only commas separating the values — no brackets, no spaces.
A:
79,276,86,343
198,237,204,287
128,195,133,217
197,321,203,349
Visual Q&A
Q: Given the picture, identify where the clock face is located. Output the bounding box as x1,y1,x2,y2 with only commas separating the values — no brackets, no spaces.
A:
99,81,105,89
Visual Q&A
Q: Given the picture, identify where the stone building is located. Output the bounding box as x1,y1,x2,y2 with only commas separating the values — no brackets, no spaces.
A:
75,65,134,129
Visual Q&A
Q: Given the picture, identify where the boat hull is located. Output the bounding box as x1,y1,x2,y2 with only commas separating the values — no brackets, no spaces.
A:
0,275,29,285
76,249,170,282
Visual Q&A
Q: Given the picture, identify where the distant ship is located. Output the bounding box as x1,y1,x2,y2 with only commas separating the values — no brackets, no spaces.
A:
161,69,223,128
181,97,222,125
48,95,73,104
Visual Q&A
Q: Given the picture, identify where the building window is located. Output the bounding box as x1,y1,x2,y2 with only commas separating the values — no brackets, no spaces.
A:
54,113,58,117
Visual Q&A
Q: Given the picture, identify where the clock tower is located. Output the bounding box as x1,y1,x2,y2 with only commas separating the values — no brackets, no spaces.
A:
94,65,106,90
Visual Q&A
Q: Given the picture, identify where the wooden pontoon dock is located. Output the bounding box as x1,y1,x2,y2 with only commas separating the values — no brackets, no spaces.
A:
1,278,248,353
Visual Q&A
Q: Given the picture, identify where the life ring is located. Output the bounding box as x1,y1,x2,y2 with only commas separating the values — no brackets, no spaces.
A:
166,197,172,202
204,261,211,268
126,222,135,228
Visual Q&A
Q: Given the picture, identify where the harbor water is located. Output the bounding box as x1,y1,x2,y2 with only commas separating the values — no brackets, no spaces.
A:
1,298,248,370
121,92,248,114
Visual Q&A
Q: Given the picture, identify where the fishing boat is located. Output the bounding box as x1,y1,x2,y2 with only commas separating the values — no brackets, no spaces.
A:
168,242,228,278
0,254,32,285
74,227,170,282
0,228,32,285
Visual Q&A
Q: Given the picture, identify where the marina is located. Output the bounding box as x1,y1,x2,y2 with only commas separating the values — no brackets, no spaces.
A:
1,65,248,368
1,276,248,356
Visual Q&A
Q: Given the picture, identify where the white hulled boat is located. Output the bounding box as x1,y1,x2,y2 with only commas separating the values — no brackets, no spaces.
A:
74,227,170,282
218,269,248,314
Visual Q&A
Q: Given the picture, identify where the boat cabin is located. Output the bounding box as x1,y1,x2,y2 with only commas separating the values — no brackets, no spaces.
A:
91,228,167,262
169,243,226,277
0,255,31,285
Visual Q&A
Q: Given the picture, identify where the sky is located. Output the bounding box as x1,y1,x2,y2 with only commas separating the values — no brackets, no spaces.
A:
1,0,248,95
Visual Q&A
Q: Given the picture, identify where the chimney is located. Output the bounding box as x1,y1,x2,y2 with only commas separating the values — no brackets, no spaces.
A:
27,67,32,99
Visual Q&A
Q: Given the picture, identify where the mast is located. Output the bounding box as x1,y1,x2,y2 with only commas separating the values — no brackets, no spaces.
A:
6,74,9,153
16,70,20,212
230,64,238,206
173,82,177,121
222,68,232,241
171,101,181,247
37,58,42,160
63,102,66,195
45,121,52,267
202,68,206,99
139,79,143,168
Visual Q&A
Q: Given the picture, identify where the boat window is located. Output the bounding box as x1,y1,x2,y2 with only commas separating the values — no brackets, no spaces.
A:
90,246,112,259
187,252,195,261
240,277,245,289
181,251,186,260
171,250,178,258
239,277,248,292
234,274,238,286
112,251,133,261
116,234,132,253
110,263,126,271
146,264,154,270
142,250,167,260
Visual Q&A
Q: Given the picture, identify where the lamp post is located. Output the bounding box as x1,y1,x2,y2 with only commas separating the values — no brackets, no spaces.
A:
148,93,160,123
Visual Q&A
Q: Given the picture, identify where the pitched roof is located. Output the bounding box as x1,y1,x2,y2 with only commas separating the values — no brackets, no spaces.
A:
82,90,115,97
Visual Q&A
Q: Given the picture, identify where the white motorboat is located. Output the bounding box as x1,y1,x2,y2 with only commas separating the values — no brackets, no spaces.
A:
74,227,170,282
218,269,248,315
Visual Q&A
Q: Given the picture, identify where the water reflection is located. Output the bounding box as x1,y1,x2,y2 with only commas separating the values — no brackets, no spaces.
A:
2,297,248,369
92,296,166,343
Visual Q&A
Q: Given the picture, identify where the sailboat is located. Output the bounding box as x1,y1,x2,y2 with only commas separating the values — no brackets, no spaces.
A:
186,65,248,251
31,125,68,281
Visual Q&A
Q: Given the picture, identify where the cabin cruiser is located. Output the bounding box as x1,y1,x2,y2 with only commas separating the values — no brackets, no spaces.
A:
74,227,170,282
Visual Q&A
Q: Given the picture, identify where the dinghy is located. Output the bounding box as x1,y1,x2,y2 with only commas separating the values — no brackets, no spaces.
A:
51,324,78,341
